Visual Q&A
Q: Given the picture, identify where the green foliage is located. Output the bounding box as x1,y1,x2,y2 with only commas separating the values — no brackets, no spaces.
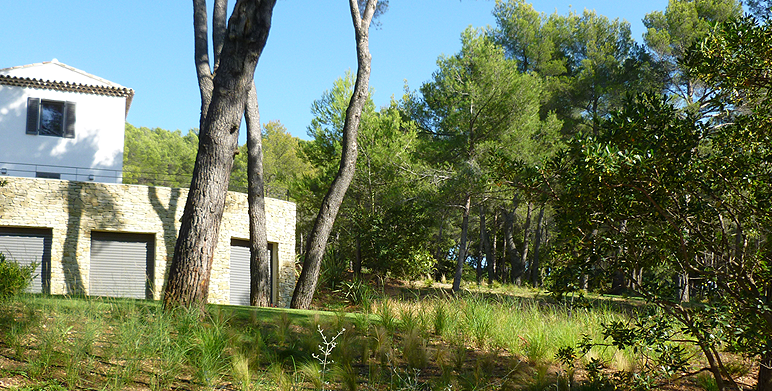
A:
124,122,308,199
319,247,348,291
3,290,725,390
336,278,376,308
643,0,741,108
557,311,694,391
413,27,562,288
297,72,438,279
122,123,199,188
231,120,314,198
746,0,771,20
493,1,657,134
188,312,231,387
0,253,36,301
544,16,772,388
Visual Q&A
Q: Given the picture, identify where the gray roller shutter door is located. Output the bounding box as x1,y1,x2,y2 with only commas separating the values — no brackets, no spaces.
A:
90,232,154,300
0,228,52,294
230,240,273,306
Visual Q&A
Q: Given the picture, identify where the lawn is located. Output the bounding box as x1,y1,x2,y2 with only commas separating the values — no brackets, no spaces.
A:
0,280,756,390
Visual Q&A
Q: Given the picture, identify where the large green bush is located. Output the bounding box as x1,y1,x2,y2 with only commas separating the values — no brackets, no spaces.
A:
0,252,36,300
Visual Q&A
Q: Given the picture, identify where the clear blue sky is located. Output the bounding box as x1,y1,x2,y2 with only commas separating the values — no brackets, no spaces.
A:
2,1,668,143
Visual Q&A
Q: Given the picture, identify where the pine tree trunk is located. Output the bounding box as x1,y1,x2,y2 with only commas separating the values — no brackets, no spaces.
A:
482,205,495,285
679,271,690,303
504,202,521,284
477,205,484,285
452,194,472,292
492,213,498,282
759,282,772,391
246,85,271,307
290,0,377,309
519,202,532,286
164,0,276,311
758,351,772,391
530,205,544,287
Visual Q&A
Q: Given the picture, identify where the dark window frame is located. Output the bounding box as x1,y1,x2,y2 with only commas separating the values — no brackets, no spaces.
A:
35,172,61,179
26,97,76,138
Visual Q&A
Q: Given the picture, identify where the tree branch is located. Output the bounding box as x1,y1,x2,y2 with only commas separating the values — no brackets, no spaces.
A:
193,0,215,126
212,0,229,71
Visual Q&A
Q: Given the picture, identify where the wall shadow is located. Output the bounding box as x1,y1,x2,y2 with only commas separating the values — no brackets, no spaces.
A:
61,180,122,295
62,181,85,295
148,186,181,296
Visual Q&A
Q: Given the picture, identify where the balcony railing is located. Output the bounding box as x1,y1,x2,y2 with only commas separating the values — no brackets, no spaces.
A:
0,161,291,201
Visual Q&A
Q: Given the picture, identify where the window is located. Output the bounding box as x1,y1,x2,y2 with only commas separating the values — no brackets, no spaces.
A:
35,172,61,179
26,98,75,138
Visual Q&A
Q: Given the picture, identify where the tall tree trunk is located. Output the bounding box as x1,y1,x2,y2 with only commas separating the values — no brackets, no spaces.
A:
164,0,276,311
477,205,484,285
291,0,377,309
759,351,772,391
530,205,544,287
452,194,472,292
246,85,271,307
519,202,532,286
492,212,498,282
503,207,518,284
759,282,772,391
612,220,628,294
482,205,495,286
503,201,521,284
678,271,690,303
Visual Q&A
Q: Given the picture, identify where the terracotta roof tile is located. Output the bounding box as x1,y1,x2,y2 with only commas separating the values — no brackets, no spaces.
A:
0,74,135,117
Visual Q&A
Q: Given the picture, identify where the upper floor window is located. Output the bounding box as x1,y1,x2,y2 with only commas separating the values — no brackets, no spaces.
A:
26,98,76,138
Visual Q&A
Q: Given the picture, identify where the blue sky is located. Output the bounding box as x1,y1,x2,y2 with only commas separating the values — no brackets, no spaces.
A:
3,1,668,142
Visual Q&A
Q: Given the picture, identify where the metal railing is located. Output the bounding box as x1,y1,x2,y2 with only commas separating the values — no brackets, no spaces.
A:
0,161,122,183
0,161,291,201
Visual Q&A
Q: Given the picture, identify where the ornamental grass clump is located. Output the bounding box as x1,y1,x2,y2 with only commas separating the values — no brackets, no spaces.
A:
0,252,36,301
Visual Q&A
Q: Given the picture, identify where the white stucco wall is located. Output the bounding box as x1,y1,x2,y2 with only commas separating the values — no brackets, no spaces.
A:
0,63,128,183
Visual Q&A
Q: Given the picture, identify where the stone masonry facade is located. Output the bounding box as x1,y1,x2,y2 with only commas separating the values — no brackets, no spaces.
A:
0,177,296,307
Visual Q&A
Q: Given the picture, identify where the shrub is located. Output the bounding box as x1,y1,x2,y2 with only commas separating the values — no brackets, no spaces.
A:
0,252,36,300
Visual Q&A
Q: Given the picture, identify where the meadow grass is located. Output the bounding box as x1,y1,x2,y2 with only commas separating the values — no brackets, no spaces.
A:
0,285,731,391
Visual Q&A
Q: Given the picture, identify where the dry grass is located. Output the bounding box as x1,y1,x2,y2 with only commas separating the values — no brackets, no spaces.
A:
0,281,757,390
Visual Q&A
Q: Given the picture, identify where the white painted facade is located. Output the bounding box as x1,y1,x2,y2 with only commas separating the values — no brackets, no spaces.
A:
0,60,134,183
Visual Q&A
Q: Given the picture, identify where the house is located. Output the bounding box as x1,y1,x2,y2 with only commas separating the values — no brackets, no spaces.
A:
0,61,296,306
0,59,132,182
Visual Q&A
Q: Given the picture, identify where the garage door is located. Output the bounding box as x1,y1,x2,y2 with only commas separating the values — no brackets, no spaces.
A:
230,239,273,306
0,228,52,294
90,232,154,300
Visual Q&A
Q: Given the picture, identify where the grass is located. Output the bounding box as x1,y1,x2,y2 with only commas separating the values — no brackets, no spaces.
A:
0,282,751,390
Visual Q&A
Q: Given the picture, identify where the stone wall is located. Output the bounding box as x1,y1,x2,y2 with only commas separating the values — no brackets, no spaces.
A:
0,177,296,307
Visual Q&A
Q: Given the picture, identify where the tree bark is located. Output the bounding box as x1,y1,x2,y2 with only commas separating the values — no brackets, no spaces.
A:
758,351,772,391
503,198,522,284
530,205,544,287
519,202,532,287
480,207,496,285
678,271,690,303
212,0,228,70
492,212,498,282
163,0,277,311
759,282,772,391
476,205,482,285
246,85,271,307
452,194,472,292
290,0,377,309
